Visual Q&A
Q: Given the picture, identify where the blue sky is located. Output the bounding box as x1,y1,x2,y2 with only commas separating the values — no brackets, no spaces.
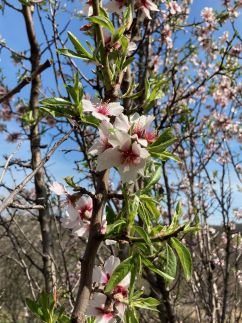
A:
0,1,241,223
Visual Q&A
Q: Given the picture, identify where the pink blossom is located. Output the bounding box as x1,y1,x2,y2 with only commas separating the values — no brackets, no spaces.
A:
130,113,155,146
201,7,216,24
89,120,114,155
91,256,130,320
93,256,122,285
82,0,93,16
166,1,182,15
61,195,93,238
105,0,126,14
86,293,116,323
97,132,149,183
75,195,93,220
82,99,124,121
49,182,68,196
114,112,155,147
162,24,173,48
136,0,159,20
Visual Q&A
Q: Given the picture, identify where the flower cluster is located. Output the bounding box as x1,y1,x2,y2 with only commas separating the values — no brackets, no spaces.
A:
50,182,107,237
81,0,159,20
86,256,130,322
88,108,155,183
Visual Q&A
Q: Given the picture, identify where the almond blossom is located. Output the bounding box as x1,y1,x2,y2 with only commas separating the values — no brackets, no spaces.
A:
114,112,155,146
82,0,93,16
162,24,173,48
201,7,216,25
88,256,130,321
88,120,114,155
96,131,150,183
136,0,159,20
105,0,126,14
49,181,67,196
61,195,93,237
166,1,182,15
86,293,116,323
82,99,124,121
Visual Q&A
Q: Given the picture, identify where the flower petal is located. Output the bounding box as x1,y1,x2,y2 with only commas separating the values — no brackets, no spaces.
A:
97,148,121,171
93,266,108,284
49,182,66,195
114,114,130,132
82,99,94,112
104,256,120,276
107,102,124,116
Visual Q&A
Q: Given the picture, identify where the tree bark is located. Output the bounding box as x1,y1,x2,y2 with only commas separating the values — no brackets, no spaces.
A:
22,4,55,293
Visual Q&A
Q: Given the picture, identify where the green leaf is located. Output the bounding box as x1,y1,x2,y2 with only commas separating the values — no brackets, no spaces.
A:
68,32,93,59
170,201,182,228
82,115,100,128
150,128,174,148
64,176,78,189
87,16,115,34
41,106,77,118
150,151,180,162
40,97,71,106
105,219,126,237
129,255,141,299
138,202,152,227
57,48,89,60
140,195,160,221
128,195,140,225
148,139,176,154
125,308,139,323
141,165,162,193
134,226,152,246
162,243,177,281
105,256,133,293
25,298,43,318
132,297,160,311
141,256,174,281
170,237,192,280
106,205,116,224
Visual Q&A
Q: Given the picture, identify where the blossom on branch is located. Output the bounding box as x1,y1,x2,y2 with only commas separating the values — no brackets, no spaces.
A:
114,113,155,147
97,131,150,183
87,256,130,321
86,293,116,323
105,0,126,14
82,99,124,121
136,0,159,19
61,195,93,237
49,181,67,196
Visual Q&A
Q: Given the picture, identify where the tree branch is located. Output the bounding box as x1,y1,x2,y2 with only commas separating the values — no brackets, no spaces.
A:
0,128,73,214
0,59,52,104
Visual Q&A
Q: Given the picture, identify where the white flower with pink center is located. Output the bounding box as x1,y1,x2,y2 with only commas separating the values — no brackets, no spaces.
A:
75,195,93,220
61,195,93,238
86,293,116,323
91,256,130,320
105,0,126,14
82,99,124,121
114,113,155,147
96,131,149,183
88,120,114,155
49,181,67,196
82,0,93,16
201,7,216,24
136,0,159,20
166,1,182,15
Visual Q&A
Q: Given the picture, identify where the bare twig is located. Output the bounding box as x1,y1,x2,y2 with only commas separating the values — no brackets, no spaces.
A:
0,143,22,185
0,59,52,104
0,128,73,214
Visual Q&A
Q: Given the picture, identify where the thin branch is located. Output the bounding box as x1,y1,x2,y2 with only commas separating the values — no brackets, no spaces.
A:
0,128,74,214
0,59,52,104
